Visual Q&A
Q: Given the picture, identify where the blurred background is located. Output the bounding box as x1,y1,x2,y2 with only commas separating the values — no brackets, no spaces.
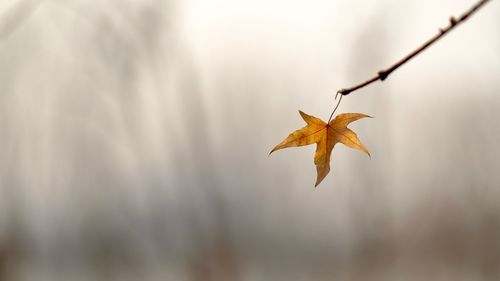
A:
1,0,500,280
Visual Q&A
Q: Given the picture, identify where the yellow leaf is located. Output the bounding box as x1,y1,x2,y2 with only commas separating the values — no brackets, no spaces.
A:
270,111,370,187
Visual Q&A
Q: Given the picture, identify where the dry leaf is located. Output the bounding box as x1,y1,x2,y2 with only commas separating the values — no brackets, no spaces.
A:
270,111,370,187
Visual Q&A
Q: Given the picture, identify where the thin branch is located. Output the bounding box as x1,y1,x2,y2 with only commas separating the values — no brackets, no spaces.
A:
337,0,491,96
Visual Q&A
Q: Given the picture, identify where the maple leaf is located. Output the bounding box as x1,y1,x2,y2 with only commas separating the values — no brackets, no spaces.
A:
270,111,370,187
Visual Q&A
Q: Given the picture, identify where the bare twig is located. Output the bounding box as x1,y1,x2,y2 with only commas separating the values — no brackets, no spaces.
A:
337,0,491,96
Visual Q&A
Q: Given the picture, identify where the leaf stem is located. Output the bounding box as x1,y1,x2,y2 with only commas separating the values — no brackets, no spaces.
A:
337,0,491,96
328,95,343,123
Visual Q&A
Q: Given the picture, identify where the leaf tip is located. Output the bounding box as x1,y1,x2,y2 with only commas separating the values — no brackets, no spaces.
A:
362,147,371,158
314,169,328,187
269,144,280,155
314,177,326,187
